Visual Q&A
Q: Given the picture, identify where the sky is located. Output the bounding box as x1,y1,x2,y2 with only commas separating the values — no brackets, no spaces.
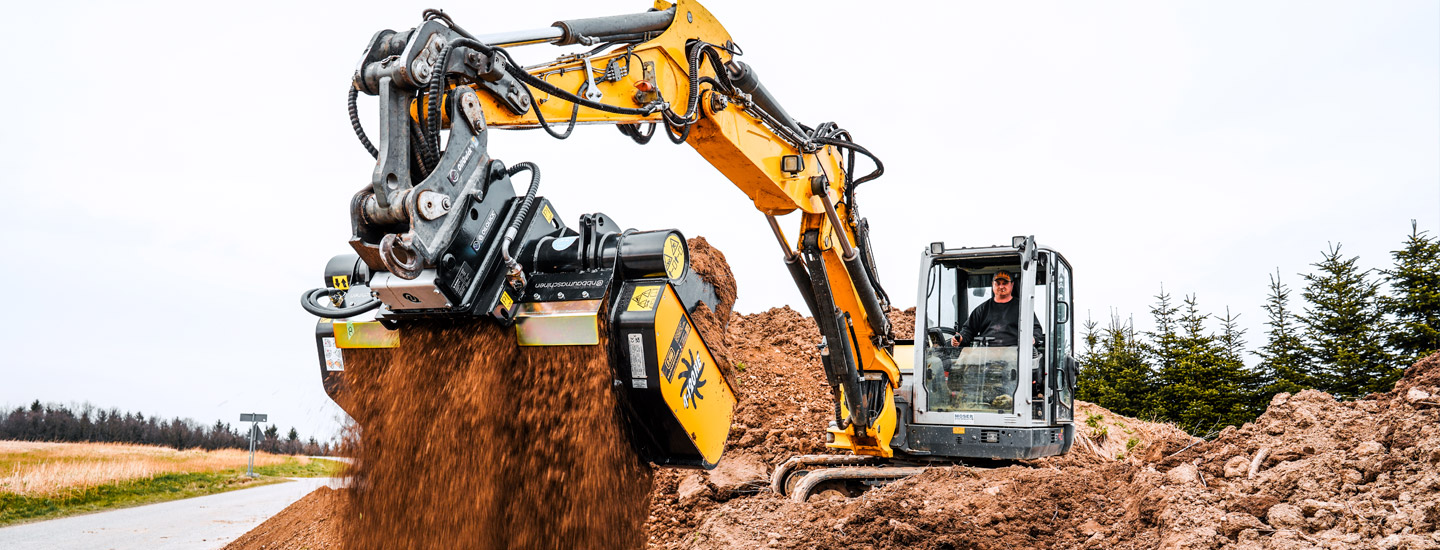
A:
2,0,1436,442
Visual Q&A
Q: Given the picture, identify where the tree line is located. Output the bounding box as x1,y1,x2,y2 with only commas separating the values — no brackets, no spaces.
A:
1077,222,1440,435
0,400,334,456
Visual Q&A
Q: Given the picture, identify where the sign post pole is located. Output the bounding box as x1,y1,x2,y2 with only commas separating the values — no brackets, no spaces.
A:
240,413,268,477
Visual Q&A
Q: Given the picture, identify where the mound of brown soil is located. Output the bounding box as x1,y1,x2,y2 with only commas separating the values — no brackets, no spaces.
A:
224,486,343,550
645,352,1440,550
1152,351,1440,549
887,306,916,340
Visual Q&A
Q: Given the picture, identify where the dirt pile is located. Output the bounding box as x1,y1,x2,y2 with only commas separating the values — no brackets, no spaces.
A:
1147,351,1440,550
642,351,1440,550
640,300,1440,550
224,486,343,550
888,306,916,340
684,236,738,379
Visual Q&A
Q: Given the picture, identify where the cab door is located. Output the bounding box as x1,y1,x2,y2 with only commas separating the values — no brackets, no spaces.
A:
913,252,1033,428
1047,252,1076,424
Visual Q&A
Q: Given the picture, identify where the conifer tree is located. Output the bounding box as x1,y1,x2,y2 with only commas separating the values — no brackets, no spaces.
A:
1081,316,1099,359
1145,287,1181,376
1255,270,1312,396
1149,295,1252,433
1300,243,1395,399
1218,307,1266,417
1381,221,1440,367
1077,314,1154,418
1217,307,1247,363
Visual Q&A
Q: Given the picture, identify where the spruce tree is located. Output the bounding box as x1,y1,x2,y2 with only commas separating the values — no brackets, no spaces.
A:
1255,270,1312,396
1149,295,1253,433
1081,316,1099,359
1219,307,1266,418
1146,287,1182,376
1217,307,1247,363
1381,221,1440,367
1076,314,1154,419
1300,243,1395,399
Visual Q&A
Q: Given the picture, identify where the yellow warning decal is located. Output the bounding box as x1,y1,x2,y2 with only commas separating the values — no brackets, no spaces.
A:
500,291,514,310
662,234,686,280
952,427,966,434
542,205,555,226
628,285,662,311
331,275,350,290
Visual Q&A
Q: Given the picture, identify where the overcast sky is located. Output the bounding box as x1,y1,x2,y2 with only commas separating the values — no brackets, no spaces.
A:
2,1,1435,442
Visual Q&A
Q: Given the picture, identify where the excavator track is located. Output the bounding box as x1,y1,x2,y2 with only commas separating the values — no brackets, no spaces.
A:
771,454,928,502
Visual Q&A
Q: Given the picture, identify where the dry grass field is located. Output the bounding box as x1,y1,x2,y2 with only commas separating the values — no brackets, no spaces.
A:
0,441,305,497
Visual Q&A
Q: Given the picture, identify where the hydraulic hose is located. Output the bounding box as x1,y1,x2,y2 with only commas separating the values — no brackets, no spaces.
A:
300,288,382,319
812,136,884,188
348,86,379,158
500,162,541,273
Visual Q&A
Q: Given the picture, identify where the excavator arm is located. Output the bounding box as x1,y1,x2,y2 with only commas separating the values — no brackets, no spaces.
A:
318,0,902,460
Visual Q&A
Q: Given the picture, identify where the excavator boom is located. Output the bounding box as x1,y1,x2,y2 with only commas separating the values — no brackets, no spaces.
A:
305,0,903,465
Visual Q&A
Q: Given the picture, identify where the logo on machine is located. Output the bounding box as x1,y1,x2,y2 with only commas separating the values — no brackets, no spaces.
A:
402,293,422,303
660,318,690,381
471,210,498,251
534,280,606,289
677,349,708,409
448,138,479,184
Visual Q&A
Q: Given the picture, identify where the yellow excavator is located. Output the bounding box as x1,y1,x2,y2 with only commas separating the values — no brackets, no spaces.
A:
302,0,1078,500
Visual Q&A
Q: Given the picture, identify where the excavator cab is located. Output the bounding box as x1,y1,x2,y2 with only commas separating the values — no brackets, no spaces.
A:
899,236,1076,460
772,236,1079,501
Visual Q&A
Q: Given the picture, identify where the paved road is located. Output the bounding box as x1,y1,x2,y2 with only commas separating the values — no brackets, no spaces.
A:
0,477,343,550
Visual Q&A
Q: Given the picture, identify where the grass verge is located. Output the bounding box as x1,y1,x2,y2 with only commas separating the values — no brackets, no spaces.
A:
0,457,343,527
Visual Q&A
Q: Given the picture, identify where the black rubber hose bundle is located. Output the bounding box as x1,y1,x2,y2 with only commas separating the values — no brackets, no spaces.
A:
349,86,380,158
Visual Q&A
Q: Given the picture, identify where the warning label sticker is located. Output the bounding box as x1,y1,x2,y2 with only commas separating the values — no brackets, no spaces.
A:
627,285,662,311
322,337,344,371
662,234,686,280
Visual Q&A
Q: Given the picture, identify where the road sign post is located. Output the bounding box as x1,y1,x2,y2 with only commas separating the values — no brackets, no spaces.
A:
240,413,268,477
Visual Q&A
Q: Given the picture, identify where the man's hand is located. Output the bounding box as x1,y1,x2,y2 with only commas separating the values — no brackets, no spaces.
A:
951,335,963,346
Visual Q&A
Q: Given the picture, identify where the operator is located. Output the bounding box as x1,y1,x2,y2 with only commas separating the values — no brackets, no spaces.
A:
950,270,1044,348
